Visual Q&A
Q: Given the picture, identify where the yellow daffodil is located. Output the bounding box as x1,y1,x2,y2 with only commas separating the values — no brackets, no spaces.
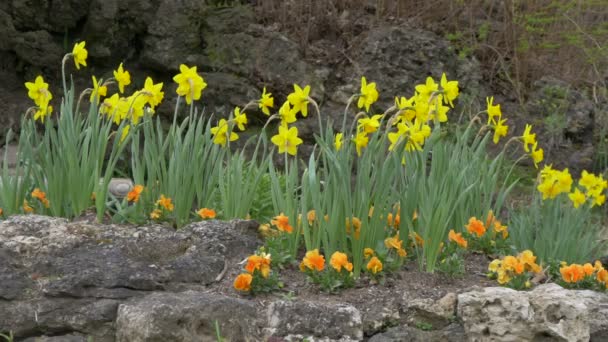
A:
123,92,147,124
334,132,343,151
521,124,536,152
353,131,369,156
142,77,164,111
530,141,544,168
210,119,238,147
287,84,310,117
440,72,459,107
259,87,274,115
234,107,247,131
492,118,508,144
358,114,383,134
395,96,416,123
90,76,107,104
72,41,88,69
415,76,438,100
25,76,52,107
568,188,586,208
120,125,130,143
486,96,501,125
357,76,379,112
173,64,207,104
278,100,297,125
271,125,303,156
428,95,450,122
537,166,573,200
33,103,53,123
113,63,131,93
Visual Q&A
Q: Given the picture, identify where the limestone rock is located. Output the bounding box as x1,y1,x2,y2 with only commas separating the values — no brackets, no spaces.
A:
116,291,262,342
266,300,363,341
457,283,608,342
368,323,465,342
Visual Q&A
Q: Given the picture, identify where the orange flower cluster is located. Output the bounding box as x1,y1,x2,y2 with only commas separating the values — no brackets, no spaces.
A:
448,229,467,248
299,249,325,272
488,250,542,285
31,188,50,208
330,251,353,272
126,185,144,203
384,234,407,257
465,211,509,240
560,260,607,288
234,252,272,292
197,208,216,219
271,213,293,233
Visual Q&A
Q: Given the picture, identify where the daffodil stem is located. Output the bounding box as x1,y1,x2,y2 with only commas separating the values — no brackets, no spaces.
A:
341,94,359,133
61,54,70,96
75,89,92,118
309,98,323,136
348,112,368,135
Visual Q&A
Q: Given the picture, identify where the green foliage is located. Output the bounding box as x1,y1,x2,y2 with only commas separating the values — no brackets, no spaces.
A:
509,194,606,264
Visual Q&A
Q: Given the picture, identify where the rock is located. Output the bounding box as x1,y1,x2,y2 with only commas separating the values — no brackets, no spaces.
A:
115,291,262,342
406,292,457,329
368,323,465,342
457,283,608,342
0,215,261,340
13,30,63,68
266,300,363,340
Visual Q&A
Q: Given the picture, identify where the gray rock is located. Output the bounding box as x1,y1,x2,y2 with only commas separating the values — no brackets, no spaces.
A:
266,300,363,340
368,323,465,342
116,291,262,342
457,283,608,342
405,292,457,329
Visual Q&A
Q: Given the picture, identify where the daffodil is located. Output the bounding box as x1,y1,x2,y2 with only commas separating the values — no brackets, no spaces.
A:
357,76,379,112
334,133,343,151
113,63,131,93
33,103,53,123
25,76,52,107
90,76,107,104
358,114,382,134
271,125,303,156
278,100,297,125
568,188,586,208
173,64,207,104
141,77,164,111
210,119,238,147
259,87,274,115
530,141,544,168
353,131,369,156
415,76,438,100
537,166,573,200
492,118,508,144
72,41,88,69
428,95,450,122
486,96,501,125
440,72,459,107
234,107,247,131
395,96,416,123
287,84,310,117
521,124,536,152
120,125,130,143
123,92,147,124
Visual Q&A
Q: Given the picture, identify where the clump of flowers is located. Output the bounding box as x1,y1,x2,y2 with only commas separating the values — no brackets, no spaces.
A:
488,250,543,289
150,194,174,221
197,208,216,219
558,260,607,290
459,211,510,254
300,249,354,292
234,248,281,294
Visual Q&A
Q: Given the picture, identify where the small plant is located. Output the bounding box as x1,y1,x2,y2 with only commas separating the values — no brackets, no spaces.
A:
233,248,282,295
0,331,14,342
554,260,608,291
487,250,543,290
299,249,355,293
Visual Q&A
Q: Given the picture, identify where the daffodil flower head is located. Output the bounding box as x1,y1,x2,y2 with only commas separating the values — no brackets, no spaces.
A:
90,76,108,104
33,103,53,123
271,124,303,156
415,76,438,101
210,119,239,147
530,141,544,168
440,72,459,107
353,131,369,156
357,76,379,112
72,41,88,70
568,188,586,208
395,96,416,123
278,100,297,125
287,84,310,117
173,64,207,105
259,87,274,115
486,96,502,125
492,117,508,144
428,95,450,123
100,93,121,122
358,114,383,134
25,76,52,107
142,77,164,111
334,132,343,151
521,124,536,153
234,107,248,131
113,63,131,93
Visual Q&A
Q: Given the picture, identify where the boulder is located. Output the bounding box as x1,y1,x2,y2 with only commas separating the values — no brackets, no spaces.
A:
457,283,608,342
